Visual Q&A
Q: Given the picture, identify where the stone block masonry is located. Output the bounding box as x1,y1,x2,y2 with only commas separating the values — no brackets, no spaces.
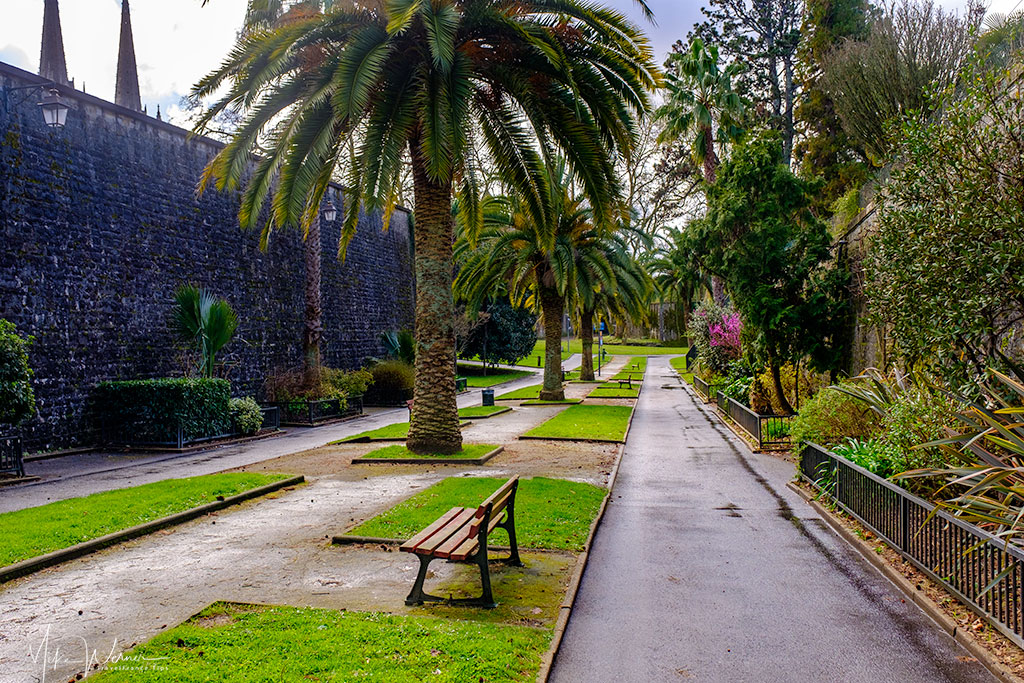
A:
0,63,414,451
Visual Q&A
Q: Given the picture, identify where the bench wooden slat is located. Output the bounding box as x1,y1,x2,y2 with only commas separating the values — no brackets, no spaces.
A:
411,507,478,555
435,523,479,559
479,477,518,512
398,506,465,553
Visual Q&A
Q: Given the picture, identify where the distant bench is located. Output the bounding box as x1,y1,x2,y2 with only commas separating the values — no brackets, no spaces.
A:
399,476,522,608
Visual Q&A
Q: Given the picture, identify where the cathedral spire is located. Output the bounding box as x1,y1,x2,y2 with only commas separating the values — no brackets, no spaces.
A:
115,0,142,112
39,0,70,86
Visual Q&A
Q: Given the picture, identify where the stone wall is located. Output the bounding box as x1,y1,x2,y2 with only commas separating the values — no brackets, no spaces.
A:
0,63,415,451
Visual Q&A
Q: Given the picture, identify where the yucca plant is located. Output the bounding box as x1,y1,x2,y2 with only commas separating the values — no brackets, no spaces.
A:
897,371,1024,544
172,285,239,379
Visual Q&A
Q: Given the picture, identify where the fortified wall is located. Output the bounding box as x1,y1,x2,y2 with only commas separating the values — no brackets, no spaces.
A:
0,62,415,450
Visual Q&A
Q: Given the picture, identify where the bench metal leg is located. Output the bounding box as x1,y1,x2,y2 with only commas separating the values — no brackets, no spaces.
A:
404,552,498,608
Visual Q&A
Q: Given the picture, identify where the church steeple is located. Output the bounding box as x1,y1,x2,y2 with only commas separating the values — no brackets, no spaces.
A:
115,0,142,112
39,0,70,86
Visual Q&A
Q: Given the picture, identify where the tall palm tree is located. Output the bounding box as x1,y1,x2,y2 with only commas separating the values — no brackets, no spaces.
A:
194,0,659,453
651,227,710,334
656,38,744,185
572,226,653,381
656,40,743,307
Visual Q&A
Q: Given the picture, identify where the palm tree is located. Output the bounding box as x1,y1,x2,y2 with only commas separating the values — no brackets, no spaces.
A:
656,40,743,307
656,38,744,185
572,225,653,381
172,285,239,378
194,0,659,453
650,227,710,335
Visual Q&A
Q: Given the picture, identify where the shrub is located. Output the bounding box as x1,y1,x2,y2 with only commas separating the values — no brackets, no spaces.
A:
0,319,35,427
875,388,961,476
364,361,415,405
790,384,880,448
324,368,373,398
229,397,264,436
381,330,416,365
832,438,893,478
96,378,230,443
172,285,238,378
687,303,740,375
754,363,829,416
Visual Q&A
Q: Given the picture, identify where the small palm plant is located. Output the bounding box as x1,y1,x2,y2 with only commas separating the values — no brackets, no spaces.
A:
172,285,238,379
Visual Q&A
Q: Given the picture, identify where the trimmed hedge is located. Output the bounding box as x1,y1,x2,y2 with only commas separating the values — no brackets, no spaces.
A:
96,378,231,444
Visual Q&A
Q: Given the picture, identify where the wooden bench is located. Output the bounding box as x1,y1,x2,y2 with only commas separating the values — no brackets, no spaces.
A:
616,376,635,389
399,476,522,608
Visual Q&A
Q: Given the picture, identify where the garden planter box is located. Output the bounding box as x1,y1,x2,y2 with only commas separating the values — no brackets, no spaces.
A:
362,388,414,408
0,433,25,478
270,396,363,426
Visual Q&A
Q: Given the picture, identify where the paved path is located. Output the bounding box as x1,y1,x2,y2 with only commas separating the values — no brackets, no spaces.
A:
549,356,996,683
2,359,579,513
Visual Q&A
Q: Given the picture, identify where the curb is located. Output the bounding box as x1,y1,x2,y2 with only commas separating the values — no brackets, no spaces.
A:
0,475,41,488
0,475,306,584
787,481,1023,683
351,446,504,466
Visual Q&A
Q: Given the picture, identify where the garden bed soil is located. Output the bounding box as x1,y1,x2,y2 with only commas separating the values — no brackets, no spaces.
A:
792,480,1024,682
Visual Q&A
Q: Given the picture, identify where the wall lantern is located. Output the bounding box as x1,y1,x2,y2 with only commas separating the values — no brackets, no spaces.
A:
38,89,70,128
1,82,71,130
322,200,338,223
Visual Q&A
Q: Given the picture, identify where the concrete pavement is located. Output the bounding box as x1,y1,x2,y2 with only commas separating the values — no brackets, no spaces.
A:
549,356,996,683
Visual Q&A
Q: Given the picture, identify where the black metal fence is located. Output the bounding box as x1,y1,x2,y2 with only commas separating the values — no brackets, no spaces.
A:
692,376,726,404
272,395,363,426
259,406,280,432
684,346,697,370
716,392,792,450
800,443,1024,648
0,434,24,478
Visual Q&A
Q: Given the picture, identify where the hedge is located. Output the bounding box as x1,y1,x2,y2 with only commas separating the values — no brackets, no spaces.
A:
96,378,231,444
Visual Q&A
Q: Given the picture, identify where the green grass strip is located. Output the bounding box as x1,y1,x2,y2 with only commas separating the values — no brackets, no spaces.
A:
91,602,549,683
523,404,633,442
587,383,640,399
459,369,533,387
355,444,499,461
457,405,510,418
337,420,471,443
352,476,605,551
0,473,289,567
669,356,694,384
496,384,543,400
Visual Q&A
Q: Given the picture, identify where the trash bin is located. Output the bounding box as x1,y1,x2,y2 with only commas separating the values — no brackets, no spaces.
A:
482,389,495,407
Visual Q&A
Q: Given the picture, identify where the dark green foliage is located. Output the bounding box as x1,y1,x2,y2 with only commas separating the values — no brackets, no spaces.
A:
461,302,538,367
327,368,373,398
794,0,871,212
364,360,414,405
684,132,849,407
96,378,231,443
867,60,1024,391
0,319,35,426
229,397,264,436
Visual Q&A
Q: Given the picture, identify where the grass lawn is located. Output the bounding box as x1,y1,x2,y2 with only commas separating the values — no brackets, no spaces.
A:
352,476,605,551
91,602,549,683
457,365,533,387
587,383,640,399
669,356,694,383
458,405,511,418
523,404,633,442
496,384,543,400
354,444,499,461
566,340,687,356
0,473,289,567
337,420,471,443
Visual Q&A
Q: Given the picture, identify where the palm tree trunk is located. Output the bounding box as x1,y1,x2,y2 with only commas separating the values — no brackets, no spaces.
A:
580,309,595,382
406,139,463,454
539,286,566,401
303,214,323,373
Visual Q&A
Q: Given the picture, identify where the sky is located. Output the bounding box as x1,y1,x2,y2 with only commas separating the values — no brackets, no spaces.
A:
0,0,1018,127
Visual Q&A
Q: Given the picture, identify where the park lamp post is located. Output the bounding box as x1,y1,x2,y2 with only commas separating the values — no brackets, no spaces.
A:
1,83,70,129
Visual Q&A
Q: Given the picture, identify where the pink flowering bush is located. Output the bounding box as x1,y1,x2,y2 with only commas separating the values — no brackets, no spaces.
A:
687,303,743,375
708,313,742,357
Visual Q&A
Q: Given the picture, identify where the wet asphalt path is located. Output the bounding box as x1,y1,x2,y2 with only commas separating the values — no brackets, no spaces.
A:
549,356,996,683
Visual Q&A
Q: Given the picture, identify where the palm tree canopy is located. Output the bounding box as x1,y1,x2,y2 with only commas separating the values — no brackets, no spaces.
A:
655,38,744,172
193,0,661,253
